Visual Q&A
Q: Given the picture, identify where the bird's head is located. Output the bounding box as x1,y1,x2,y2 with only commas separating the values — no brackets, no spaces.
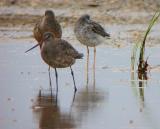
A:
79,14,90,23
25,32,55,53
45,10,55,18
43,32,55,41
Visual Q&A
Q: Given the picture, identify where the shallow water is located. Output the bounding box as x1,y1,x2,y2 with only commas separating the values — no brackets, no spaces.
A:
0,39,160,129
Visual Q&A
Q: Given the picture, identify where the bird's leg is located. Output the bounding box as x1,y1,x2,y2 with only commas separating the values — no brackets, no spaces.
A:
86,46,89,85
93,46,96,87
69,90,77,114
71,90,77,107
54,68,58,103
70,66,77,92
55,68,58,93
38,89,42,98
55,92,58,104
48,66,52,87
48,66,53,96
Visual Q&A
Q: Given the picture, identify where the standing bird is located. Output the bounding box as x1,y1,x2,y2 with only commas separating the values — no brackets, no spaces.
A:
25,10,62,89
40,32,83,93
74,14,110,84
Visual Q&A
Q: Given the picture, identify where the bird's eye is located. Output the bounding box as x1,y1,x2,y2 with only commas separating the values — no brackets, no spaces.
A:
47,35,50,39
46,34,51,39
44,34,50,40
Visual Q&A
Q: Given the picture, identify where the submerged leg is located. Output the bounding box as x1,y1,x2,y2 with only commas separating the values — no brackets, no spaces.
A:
93,46,96,87
38,89,42,98
55,68,58,93
48,66,53,96
54,68,58,103
70,66,77,92
86,46,89,85
48,66,52,87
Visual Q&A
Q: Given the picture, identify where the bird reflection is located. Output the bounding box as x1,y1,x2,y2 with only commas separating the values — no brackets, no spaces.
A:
73,86,106,123
76,88,105,108
32,90,75,129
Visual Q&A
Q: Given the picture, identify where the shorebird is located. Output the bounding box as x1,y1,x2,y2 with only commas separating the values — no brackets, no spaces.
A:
40,32,83,93
74,14,110,84
25,10,62,87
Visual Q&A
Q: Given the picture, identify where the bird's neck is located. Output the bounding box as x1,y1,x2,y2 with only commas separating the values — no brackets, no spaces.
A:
45,16,55,20
78,20,86,26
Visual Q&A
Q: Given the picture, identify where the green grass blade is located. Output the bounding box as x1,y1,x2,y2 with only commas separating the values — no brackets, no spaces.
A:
139,11,160,62
131,9,160,72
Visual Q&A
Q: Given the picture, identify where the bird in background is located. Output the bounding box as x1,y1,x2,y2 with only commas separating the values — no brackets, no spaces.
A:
74,14,110,85
25,10,62,52
40,32,83,94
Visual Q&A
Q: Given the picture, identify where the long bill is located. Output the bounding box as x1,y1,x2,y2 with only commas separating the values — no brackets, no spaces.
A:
25,43,39,53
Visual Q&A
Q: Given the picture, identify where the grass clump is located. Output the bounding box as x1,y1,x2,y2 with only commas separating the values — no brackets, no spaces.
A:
131,10,160,79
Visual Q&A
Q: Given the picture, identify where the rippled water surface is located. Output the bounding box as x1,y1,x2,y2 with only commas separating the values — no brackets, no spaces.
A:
0,36,160,129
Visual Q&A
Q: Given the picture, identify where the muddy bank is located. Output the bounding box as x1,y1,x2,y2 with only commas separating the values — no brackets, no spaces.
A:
0,0,160,11
0,1,160,47
0,0,160,27
0,9,156,27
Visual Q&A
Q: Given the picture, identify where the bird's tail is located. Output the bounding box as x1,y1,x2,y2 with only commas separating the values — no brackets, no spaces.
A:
105,32,110,39
76,53,84,59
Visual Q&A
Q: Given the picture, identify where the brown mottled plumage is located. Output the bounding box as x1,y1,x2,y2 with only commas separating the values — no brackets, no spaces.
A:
41,32,83,92
41,38,83,68
34,10,62,48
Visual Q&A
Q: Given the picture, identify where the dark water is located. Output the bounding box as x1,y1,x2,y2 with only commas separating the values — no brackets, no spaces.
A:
0,40,160,129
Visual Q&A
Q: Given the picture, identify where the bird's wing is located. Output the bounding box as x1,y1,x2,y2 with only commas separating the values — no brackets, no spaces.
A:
89,20,110,37
57,39,83,59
